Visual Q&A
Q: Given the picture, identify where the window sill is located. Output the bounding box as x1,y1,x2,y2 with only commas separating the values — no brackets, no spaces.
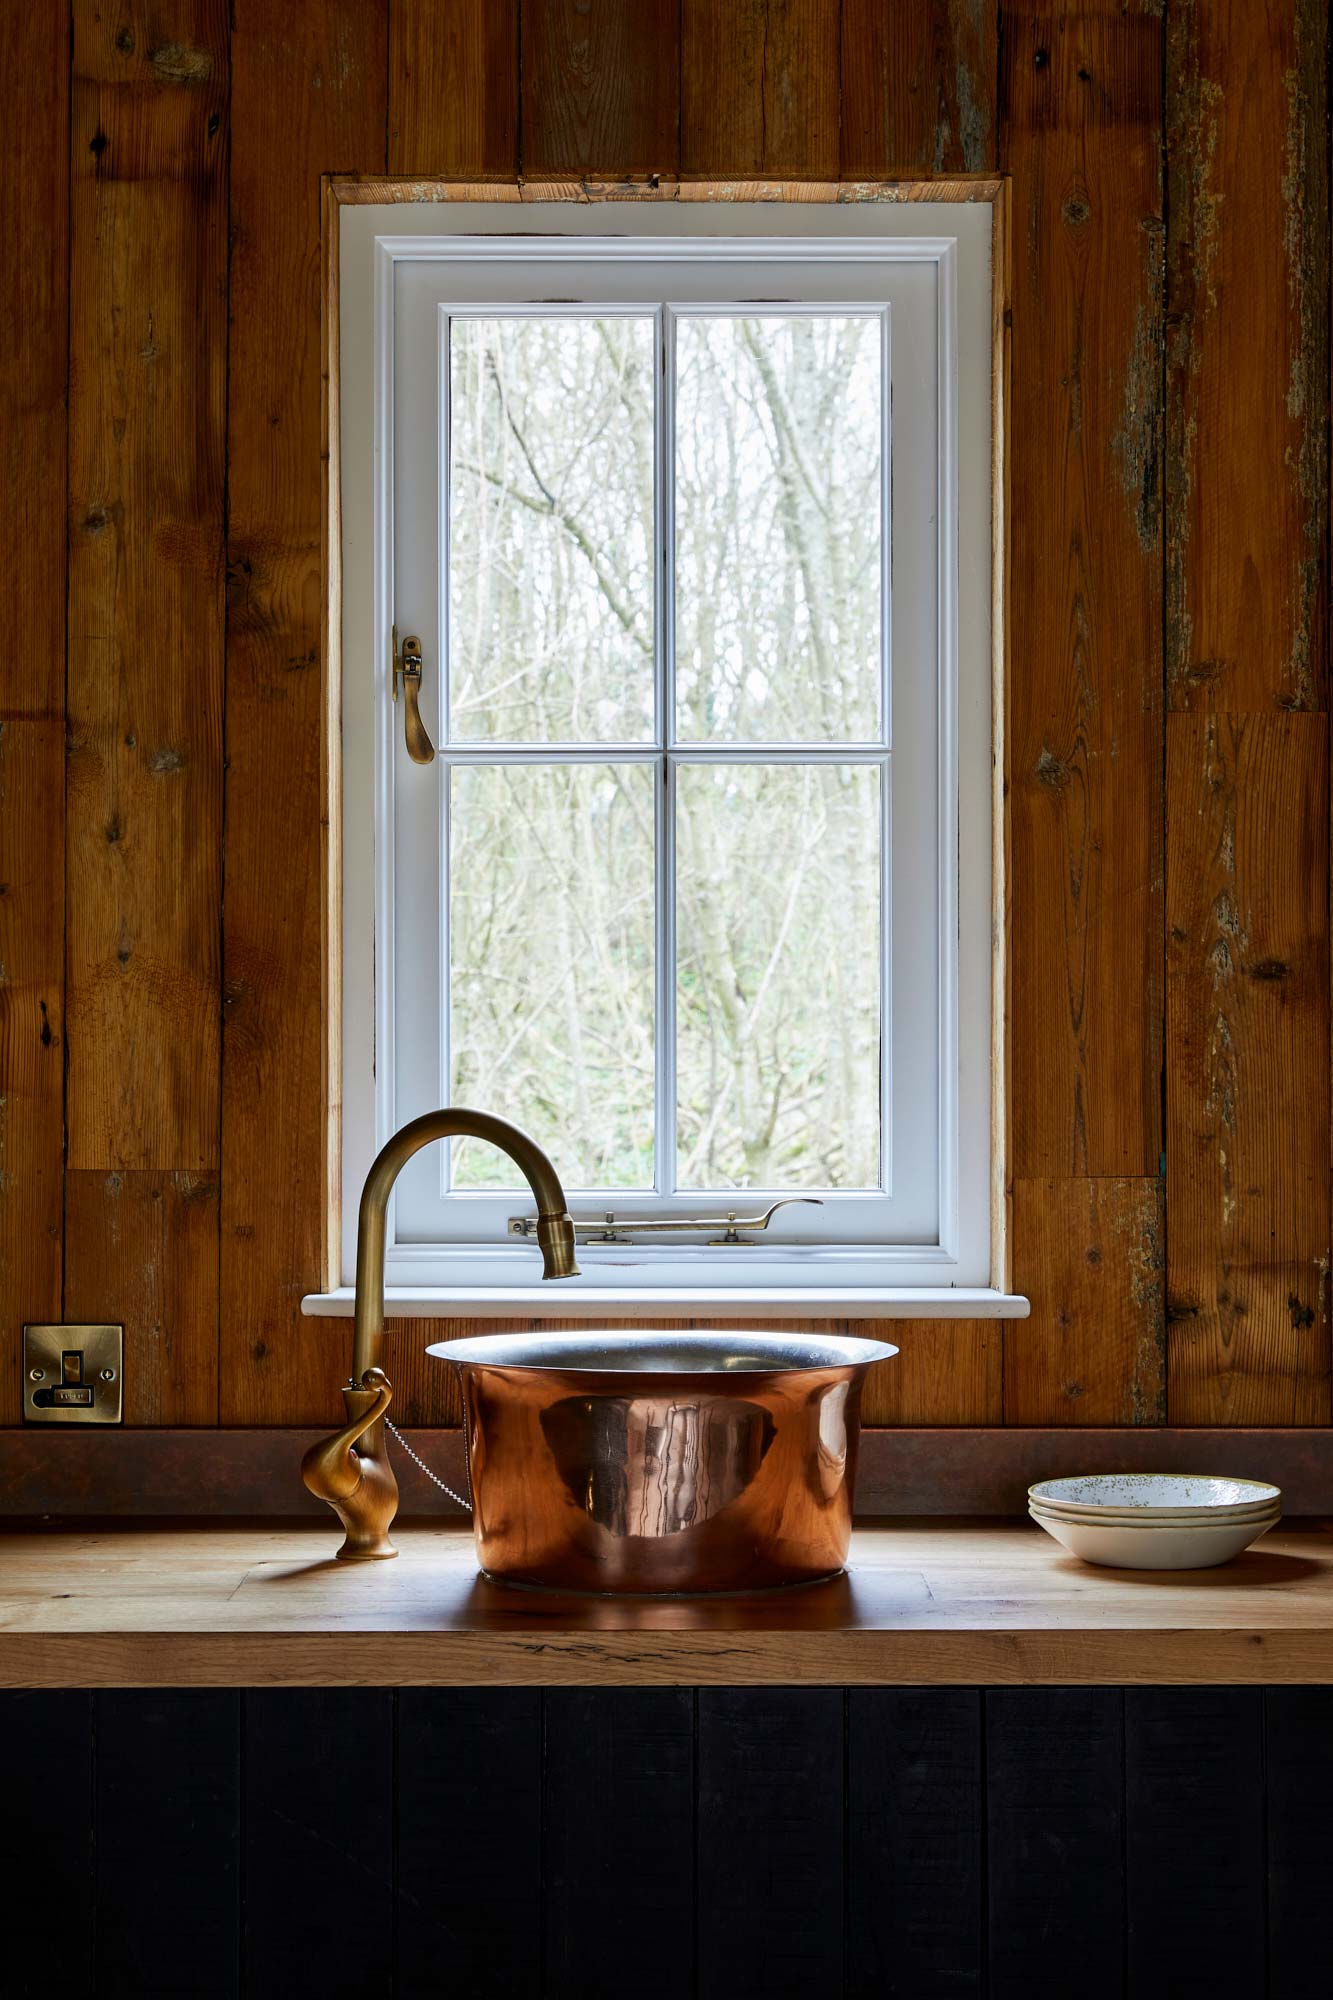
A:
301,1285,1030,1320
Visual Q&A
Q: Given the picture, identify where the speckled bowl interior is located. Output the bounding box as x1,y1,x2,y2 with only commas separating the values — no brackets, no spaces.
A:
1028,1473,1281,1517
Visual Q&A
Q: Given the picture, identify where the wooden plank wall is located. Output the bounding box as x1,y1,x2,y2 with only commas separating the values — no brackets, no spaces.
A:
0,2,1327,1430
8,1685,1333,1997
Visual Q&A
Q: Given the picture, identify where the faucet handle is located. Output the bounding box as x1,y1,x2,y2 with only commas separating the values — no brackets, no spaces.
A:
356,1364,394,1406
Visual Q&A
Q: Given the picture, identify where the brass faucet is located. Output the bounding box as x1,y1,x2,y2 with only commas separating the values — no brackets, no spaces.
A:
302,1108,580,1559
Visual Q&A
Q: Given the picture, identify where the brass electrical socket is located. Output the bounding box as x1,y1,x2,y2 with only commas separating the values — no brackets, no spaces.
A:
23,1324,123,1425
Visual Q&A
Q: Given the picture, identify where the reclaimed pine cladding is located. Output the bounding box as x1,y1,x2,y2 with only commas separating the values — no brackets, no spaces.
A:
999,3,1167,1424
1163,0,1332,1424
390,1,519,178
221,3,388,1425
682,0,840,179
0,1,1329,1430
1165,714,1330,1423
522,0,679,179
64,1,228,1424
0,4,67,1424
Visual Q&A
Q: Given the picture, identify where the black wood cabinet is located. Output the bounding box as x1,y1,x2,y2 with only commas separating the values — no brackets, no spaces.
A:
6,1687,1330,1997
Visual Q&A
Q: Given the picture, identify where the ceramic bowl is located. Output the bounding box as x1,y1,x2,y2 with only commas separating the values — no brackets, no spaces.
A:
1030,1494,1280,1529
1028,1474,1281,1519
1028,1500,1279,1570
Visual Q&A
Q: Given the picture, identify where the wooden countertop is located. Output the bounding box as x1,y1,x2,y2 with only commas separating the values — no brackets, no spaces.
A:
4,1519,1333,1686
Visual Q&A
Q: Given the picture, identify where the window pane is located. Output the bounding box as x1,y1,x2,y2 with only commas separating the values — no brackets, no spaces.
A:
675,763,882,1188
674,314,883,743
449,316,656,743
449,763,655,1187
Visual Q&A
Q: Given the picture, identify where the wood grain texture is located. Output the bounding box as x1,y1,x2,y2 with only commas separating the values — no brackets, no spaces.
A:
396,1688,543,1993
4,1695,94,1997
1003,3,1163,1183
545,1689,695,1996
64,1167,219,1423
860,1319,1003,1424
523,0,678,178
66,0,228,1172
986,1688,1124,2000
0,7,67,1425
1124,1688,1265,2000
95,1691,240,1996
0,723,64,1425
10,1683,1333,1997
13,1423,1333,1518
841,0,997,177
389,0,518,177
0,3,67,726
681,0,839,178
221,0,387,1426
7,8,1331,1441
1165,0,1329,713
1266,1688,1333,2000
1004,1178,1164,1425
847,1687,983,1996
244,1690,394,1995
1166,714,1331,1424
697,1688,844,1994
9,1520,1333,1688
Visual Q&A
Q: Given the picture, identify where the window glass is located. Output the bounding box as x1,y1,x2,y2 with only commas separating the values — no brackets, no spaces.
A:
448,760,656,1187
675,761,882,1188
448,314,656,743
674,314,883,744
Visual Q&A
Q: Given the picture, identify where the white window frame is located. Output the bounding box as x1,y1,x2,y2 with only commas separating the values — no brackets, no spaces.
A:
307,197,1028,1323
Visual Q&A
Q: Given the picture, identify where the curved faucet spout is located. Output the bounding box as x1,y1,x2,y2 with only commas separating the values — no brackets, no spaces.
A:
352,1107,579,1384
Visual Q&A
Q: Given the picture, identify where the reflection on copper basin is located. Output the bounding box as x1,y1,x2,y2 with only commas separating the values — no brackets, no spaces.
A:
428,1330,897,1594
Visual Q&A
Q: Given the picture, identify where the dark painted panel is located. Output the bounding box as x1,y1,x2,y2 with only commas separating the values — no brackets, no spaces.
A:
243,1690,393,1997
848,1687,983,1996
4,1693,93,1997
1125,1688,1265,1999
986,1688,1124,2000
396,1688,543,1998
544,1687,695,1998
95,1691,240,1996
1267,1687,1333,2000
697,1687,844,1998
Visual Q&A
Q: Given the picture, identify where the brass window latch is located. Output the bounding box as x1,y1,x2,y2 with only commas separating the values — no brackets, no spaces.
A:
391,624,436,764
508,1197,823,1246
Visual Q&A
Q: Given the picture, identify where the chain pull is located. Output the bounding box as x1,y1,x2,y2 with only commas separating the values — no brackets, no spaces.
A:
385,1419,472,1513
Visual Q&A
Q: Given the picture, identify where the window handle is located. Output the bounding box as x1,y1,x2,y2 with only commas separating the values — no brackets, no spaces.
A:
391,626,436,765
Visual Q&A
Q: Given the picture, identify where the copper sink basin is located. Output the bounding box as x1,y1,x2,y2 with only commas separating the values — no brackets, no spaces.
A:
429,1329,897,1594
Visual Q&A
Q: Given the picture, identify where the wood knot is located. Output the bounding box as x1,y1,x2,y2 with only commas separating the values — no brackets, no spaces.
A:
149,42,213,84
1246,958,1289,982
1034,747,1070,789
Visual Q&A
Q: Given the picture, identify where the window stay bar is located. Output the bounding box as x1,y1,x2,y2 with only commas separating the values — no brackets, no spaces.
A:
507,1196,823,1246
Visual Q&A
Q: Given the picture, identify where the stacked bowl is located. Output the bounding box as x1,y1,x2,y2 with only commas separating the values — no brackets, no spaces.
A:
1028,1474,1281,1570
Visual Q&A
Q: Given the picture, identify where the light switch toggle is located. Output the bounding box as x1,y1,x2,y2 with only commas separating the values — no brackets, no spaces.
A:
23,1325,122,1424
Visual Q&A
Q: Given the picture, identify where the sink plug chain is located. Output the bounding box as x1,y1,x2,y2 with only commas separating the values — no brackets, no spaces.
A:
385,1419,472,1514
